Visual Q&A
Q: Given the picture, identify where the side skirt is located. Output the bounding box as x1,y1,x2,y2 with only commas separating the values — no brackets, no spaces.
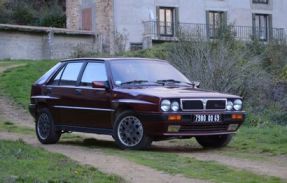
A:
55,125,113,135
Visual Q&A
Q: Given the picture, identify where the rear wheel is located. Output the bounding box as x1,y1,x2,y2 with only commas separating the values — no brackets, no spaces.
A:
113,111,152,150
196,134,233,148
36,108,61,144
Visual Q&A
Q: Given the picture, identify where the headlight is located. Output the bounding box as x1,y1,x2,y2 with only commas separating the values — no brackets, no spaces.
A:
171,101,179,112
233,99,242,111
226,101,233,111
161,99,171,112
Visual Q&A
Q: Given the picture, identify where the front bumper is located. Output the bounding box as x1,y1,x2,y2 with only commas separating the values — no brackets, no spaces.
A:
138,111,246,137
28,104,36,119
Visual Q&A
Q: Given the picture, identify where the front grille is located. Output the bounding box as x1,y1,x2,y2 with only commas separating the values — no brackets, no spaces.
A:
179,124,228,133
206,100,226,110
181,99,226,111
182,100,203,110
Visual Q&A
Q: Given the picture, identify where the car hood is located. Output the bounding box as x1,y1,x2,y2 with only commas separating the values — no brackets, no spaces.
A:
114,86,241,99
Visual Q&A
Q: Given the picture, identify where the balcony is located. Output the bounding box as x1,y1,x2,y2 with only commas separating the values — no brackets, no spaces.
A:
143,21,286,42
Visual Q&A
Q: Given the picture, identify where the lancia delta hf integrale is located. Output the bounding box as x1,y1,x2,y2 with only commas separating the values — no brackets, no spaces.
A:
29,58,245,149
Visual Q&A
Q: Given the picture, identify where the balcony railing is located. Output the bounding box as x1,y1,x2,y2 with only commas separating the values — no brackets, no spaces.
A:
143,21,286,42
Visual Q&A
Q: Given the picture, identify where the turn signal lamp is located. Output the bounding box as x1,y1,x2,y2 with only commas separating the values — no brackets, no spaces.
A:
231,114,243,120
168,115,182,121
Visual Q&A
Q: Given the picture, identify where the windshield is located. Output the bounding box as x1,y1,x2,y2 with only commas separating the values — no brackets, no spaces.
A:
109,60,190,86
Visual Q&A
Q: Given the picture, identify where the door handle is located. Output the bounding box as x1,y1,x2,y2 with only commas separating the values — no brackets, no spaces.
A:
75,88,82,95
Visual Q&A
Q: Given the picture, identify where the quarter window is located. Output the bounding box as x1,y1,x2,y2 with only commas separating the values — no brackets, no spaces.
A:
50,66,65,85
80,62,107,86
59,62,83,86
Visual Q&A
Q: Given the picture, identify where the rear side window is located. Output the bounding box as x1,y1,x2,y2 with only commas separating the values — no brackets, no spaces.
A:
80,62,107,86
59,62,83,86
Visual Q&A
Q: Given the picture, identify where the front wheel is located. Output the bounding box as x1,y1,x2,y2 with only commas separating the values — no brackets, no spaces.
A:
196,134,233,148
113,111,152,150
36,108,61,144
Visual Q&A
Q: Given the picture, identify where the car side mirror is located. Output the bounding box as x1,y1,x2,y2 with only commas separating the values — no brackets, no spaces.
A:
92,81,109,90
194,81,200,88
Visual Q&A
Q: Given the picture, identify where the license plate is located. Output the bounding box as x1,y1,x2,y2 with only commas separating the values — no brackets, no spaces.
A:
194,114,220,122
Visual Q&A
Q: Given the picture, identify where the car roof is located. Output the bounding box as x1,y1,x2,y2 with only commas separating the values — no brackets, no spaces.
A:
60,57,167,63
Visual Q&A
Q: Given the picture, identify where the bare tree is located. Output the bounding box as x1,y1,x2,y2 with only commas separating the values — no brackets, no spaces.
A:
168,28,272,101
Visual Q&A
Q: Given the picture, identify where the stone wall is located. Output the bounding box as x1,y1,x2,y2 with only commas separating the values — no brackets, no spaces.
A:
66,0,114,53
95,0,114,53
66,0,82,30
0,24,102,60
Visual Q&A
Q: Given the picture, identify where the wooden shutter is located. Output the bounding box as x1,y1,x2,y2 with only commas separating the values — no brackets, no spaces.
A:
156,6,160,36
252,14,256,40
174,7,179,35
206,11,210,38
82,8,92,31
268,14,272,40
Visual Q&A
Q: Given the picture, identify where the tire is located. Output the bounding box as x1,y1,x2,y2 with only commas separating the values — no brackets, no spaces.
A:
113,111,152,150
36,108,61,144
196,134,233,148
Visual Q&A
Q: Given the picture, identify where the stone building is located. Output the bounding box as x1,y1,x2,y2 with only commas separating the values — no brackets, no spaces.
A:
66,0,287,52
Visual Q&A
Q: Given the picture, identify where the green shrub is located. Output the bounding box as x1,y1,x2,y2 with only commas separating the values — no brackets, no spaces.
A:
0,0,66,28
38,1,66,28
122,43,170,59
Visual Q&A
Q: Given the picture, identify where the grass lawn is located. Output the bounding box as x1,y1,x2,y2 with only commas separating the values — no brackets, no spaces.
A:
0,140,121,183
0,121,33,135
0,60,57,108
230,126,287,155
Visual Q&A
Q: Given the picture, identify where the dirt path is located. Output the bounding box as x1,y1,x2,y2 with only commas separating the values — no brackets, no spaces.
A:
0,132,206,183
1,64,287,181
0,96,34,128
0,64,34,128
182,152,287,179
152,141,287,180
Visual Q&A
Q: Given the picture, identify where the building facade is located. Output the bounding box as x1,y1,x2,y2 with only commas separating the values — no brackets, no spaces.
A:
66,0,287,52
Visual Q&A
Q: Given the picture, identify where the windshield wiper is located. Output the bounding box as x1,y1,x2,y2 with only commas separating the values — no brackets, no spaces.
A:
121,80,149,85
156,79,193,86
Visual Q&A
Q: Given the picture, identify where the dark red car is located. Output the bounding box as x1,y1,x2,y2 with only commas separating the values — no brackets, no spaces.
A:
29,58,245,149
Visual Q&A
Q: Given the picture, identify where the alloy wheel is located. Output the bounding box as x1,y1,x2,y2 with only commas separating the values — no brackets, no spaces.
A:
117,116,144,147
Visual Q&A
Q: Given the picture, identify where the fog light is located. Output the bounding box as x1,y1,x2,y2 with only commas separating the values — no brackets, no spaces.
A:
168,125,181,132
232,114,243,120
227,124,239,131
168,115,182,121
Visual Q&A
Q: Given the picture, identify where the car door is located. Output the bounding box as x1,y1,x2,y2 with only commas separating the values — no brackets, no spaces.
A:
45,61,86,126
74,61,113,129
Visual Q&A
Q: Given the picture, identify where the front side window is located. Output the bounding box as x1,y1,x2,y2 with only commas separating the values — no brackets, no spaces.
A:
80,62,108,86
207,11,226,38
59,62,83,86
253,14,270,41
159,7,175,36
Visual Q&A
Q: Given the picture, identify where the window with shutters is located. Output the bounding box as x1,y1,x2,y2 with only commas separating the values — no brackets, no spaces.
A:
253,0,268,4
207,11,226,38
253,14,271,41
158,7,176,36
